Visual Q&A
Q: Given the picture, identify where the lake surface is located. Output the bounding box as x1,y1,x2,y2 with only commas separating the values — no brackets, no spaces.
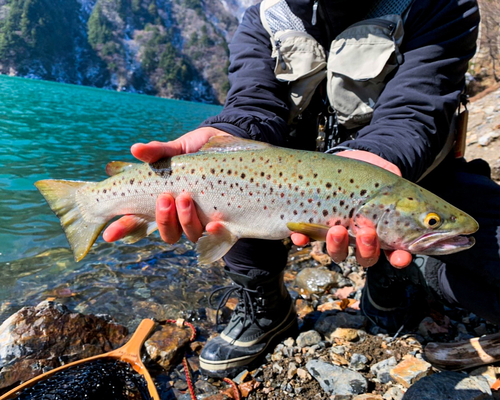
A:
0,75,229,328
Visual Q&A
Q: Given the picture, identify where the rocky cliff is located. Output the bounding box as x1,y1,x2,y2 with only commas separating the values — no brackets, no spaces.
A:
0,0,255,104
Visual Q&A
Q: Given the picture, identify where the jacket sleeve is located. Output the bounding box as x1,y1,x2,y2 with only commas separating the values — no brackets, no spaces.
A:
199,4,290,146
340,0,480,181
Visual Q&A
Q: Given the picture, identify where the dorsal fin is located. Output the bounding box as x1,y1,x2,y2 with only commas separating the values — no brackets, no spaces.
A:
200,135,272,153
105,161,140,176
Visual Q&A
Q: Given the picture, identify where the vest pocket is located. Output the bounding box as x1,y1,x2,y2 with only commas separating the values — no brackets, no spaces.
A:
327,15,404,129
272,30,327,124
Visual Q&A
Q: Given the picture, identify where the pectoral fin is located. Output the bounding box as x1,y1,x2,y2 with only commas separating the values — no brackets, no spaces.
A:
196,224,239,265
121,216,158,244
287,222,330,242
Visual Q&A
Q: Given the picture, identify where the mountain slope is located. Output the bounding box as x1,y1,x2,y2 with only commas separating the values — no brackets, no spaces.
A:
0,0,248,103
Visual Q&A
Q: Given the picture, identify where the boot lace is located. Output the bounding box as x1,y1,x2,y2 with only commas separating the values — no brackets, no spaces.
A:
208,283,264,340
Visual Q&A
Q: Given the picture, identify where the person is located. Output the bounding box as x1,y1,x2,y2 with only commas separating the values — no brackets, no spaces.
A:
103,0,500,379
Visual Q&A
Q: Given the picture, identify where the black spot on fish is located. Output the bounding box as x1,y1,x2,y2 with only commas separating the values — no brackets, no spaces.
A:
332,206,337,213
309,218,313,223
228,170,232,175
349,209,355,218
373,214,378,220
339,200,345,206
293,210,298,215
350,179,354,184
103,189,107,193
375,182,380,188
241,173,246,179
210,168,215,174
323,210,328,217
280,214,284,220
407,197,414,201
326,182,332,189
335,220,341,225
313,173,318,178
338,169,342,173
360,189,367,196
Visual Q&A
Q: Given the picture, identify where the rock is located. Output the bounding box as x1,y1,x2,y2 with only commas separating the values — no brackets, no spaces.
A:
390,355,433,388
329,327,361,342
350,353,369,371
401,371,492,400
296,330,322,348
295,267,340,295
0,301,128,390
354,394,384,400
370,357,397,384
287,362,298,379
144,322,193,372
315,312,367,341
297,367,312,381
478,131,500,146
306,359,368,396
383,386,405,400
469,365,500,386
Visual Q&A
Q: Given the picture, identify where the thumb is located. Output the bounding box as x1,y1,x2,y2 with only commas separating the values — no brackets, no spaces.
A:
131,127,229,163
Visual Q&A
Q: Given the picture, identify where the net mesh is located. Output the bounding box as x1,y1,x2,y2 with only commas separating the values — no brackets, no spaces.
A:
13,359,152,400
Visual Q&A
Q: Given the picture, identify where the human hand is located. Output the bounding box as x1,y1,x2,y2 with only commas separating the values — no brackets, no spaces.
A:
290,150,412,268
103,127,229,244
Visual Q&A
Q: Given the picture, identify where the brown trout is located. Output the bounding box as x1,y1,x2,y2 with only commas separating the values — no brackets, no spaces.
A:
35,136,479,263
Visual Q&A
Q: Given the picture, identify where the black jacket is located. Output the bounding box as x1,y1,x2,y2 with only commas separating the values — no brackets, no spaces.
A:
200,0,480,182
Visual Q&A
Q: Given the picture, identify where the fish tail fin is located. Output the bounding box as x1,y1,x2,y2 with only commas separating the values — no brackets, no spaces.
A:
35,179,106,262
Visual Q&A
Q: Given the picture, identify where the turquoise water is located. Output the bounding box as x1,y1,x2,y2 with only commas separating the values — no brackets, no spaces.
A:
0,75,228,326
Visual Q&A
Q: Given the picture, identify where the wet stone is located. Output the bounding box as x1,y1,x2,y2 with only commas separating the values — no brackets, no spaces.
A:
306,359,368,396
295,267,341,295
0,301,128,390
144,322,193,372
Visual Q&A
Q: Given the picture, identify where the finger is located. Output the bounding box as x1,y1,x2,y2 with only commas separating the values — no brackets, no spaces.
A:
326,225,349,263
385,249,413,269
290,232,310,246
156,193,182,244
176,193,204,243
131,141,178,163
355,227,380,267
103,215,143,242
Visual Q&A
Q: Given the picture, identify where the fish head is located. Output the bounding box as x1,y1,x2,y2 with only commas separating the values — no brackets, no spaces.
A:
362,181,479,256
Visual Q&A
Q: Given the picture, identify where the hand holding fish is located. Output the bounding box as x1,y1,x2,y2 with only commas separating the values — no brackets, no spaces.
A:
103,127,228,245
103,131,414,268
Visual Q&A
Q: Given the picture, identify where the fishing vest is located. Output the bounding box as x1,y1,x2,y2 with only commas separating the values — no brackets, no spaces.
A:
260,0,465,181
260,0,414,128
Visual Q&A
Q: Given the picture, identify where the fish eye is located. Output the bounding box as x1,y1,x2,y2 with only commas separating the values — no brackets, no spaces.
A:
424,213,442,229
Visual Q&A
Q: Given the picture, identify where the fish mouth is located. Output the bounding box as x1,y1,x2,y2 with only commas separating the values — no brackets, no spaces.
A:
408,232,476,255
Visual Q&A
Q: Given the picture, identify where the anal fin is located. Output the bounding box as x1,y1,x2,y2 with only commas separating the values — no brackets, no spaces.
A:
196,224,239,265
287,222,330,242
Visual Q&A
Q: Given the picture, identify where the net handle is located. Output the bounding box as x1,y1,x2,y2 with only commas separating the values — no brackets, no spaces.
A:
0,319,159,400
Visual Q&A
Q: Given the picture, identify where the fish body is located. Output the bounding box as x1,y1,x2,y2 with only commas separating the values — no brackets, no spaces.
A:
35,136,479,263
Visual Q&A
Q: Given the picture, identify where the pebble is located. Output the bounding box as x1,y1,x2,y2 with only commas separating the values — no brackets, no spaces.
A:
371,357,397,384
296,330,322,348
306,359,368,396
389,355,433,388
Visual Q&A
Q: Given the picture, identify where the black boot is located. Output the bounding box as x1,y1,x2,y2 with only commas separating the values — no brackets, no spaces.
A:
200,268,298,378
360,255,444,333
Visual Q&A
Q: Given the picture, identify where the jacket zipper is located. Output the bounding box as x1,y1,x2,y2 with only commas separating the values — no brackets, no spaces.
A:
312,0,318,25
